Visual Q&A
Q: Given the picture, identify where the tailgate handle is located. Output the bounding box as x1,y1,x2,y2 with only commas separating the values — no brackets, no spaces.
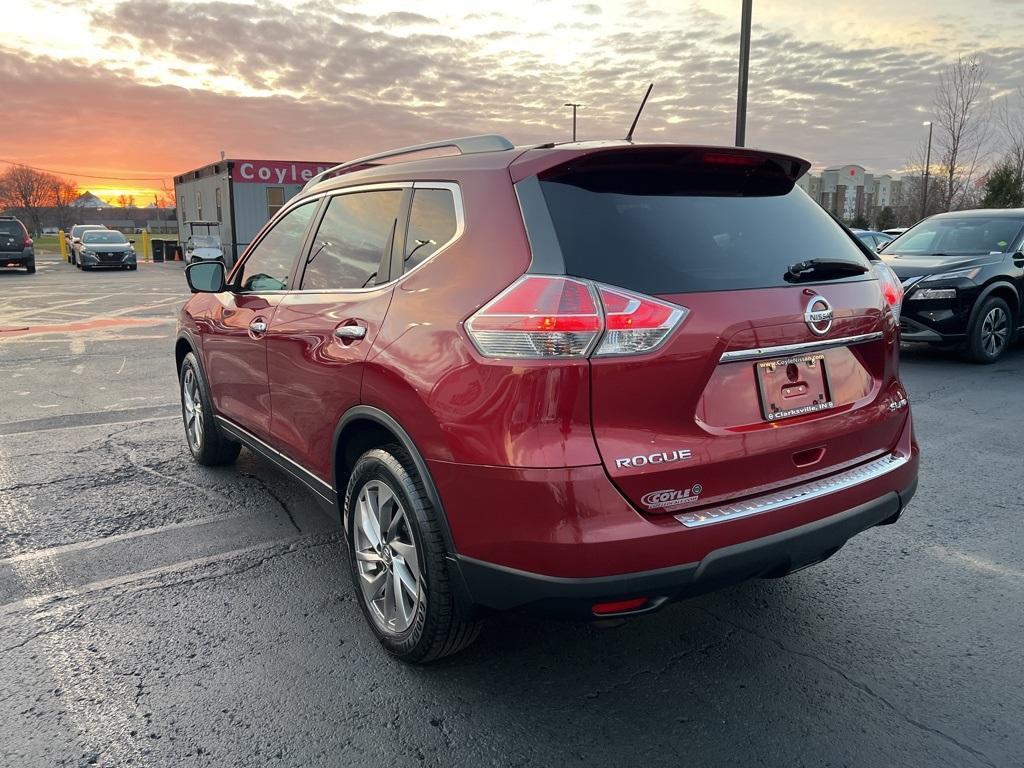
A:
792,447,826,468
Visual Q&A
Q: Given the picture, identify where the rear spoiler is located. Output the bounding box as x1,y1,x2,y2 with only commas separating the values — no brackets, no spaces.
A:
510,143,810,184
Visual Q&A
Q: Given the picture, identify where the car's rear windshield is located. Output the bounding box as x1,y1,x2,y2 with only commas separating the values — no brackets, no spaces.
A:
0,222,22,237
886,216,1024,257
82,231,127,244
531,167,872,295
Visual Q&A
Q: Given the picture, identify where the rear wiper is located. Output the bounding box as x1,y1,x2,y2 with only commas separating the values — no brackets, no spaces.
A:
785,258,870,282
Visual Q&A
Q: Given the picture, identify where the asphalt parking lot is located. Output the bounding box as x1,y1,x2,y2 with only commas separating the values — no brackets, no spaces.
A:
1,253,1022,768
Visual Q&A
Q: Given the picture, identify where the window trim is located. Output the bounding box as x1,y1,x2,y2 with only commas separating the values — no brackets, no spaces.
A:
227,181,465,295
389,183,463,283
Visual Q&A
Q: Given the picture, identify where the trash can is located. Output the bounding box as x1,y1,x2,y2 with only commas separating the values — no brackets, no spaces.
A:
151,239,165,263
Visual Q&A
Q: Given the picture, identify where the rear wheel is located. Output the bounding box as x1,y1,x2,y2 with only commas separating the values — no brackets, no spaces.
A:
178,352,240,465
128,265,137,271
346,445,481,663
967,297,1012,363
25,260,35,274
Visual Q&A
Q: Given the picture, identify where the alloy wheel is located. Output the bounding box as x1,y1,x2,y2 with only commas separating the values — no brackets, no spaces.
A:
981,306,1009,358
182,368,204,451
353,480,422,634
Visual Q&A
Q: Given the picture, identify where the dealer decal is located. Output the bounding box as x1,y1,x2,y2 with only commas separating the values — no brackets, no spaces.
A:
641,484,704,511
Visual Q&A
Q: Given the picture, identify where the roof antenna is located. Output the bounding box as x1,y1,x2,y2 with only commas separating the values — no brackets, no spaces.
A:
624,83,654,142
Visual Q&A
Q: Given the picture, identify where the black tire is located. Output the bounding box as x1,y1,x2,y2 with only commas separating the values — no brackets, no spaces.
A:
966,296,1013,364
128,265,137,271
81,264,90,271
345,445,481,663
178,352,241,466
25,260,35,274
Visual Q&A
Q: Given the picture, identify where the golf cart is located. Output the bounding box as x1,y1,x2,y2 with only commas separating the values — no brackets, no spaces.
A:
184,221,225,264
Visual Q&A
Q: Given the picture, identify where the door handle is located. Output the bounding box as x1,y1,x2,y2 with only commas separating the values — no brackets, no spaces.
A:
334,325,367,341
248,319,268,335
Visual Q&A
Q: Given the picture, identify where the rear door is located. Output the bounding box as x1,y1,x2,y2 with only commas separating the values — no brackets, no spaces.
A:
266,186,407,483
517,147,905,516
202,200,319,438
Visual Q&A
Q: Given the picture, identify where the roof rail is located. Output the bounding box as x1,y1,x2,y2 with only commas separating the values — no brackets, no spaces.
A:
302,134,514,190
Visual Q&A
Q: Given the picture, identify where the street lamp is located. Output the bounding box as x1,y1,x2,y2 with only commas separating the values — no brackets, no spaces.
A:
564,103,582,142
921,120,933,219
735,0,753,146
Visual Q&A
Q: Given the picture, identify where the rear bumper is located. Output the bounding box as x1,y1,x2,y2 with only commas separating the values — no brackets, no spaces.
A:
0,252,32,267
453,477,916,617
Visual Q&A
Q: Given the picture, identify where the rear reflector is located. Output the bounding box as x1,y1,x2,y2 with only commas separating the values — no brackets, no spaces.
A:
872,262,903,320
592,597,648,615
466,275,687,359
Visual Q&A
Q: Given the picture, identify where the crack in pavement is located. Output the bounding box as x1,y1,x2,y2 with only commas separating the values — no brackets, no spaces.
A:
0,607,85,654
240,472,302,533
575,632,736,704
700,608,999,768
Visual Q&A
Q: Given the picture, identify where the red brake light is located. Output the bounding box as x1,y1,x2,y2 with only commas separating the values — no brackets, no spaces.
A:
24,234,32,247
872,262,903,320
701,152,760,167
465,275,602,357
466,276,687,359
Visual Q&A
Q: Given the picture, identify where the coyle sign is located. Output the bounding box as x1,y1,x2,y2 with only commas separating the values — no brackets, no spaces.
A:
231,160,336,185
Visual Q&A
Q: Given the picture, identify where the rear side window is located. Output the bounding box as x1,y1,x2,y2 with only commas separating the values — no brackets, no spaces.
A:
301,190,403,291
404,188,458,271
237,201,317,292
530,167,871,295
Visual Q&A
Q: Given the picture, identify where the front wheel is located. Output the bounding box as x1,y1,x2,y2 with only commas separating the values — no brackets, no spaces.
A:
346,446,481,663
178,352,240,465
967,297,1012,363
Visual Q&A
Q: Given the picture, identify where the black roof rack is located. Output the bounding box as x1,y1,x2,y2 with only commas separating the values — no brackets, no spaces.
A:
302,134,514,190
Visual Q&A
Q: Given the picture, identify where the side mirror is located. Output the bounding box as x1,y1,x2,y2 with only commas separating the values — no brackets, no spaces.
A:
186,260,226,293
129,239,136,244
73,237,81,244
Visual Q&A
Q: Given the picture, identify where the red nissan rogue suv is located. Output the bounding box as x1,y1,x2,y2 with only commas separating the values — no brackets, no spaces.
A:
176,136,919,662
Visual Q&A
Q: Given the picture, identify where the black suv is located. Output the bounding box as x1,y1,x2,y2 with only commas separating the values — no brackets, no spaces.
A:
880,209,1024,362
0,216,35,274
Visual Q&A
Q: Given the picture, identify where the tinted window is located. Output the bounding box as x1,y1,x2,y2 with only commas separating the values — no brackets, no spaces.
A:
237,201,317,292
404,188,458,271
301,190,402,290
0,221,22,237
887,216,1024,257
535,170,871,294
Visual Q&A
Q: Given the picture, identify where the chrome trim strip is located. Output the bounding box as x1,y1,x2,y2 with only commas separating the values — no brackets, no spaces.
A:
719,332,884,363
675,453,909,529
214,415,335,503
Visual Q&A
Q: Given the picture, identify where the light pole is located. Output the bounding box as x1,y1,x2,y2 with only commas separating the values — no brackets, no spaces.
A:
921,120,933,219
735,0,753,146
564,103,581,142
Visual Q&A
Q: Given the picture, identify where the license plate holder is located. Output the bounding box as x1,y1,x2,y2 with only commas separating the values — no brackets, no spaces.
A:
755,353,833,422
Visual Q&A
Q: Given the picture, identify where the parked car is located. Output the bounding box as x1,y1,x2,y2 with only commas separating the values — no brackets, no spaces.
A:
0,215,35,273
880,209,1024,362
76,229,137,270
67,224,107,265
881,227,908,238
175,136,919,662
852,229,894,251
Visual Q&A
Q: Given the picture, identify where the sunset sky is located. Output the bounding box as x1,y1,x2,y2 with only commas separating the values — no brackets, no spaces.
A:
3,0,1023,203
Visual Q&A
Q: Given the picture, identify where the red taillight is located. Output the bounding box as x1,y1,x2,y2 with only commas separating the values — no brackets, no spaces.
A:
872,262,903,320
465,275,602,358
595,285,686,356
592,597,648,615
701,152,761,167
23,234,32,246
466,276,687,359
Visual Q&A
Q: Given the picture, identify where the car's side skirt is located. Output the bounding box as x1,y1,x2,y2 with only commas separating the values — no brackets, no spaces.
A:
214,415,337,507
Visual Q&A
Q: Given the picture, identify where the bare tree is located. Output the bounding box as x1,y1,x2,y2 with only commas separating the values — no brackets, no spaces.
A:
115,193,136,209
932,54,991,211
0,165,56,235
51,178,80,232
